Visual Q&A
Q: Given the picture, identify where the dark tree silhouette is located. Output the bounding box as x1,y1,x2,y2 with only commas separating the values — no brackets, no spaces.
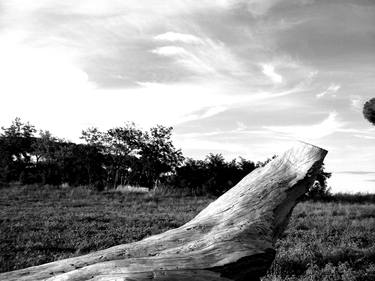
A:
0,118,331,198
80,124,184,188
363,98,375,125
170,154,257,196
140,125,184,187
0,118,36,183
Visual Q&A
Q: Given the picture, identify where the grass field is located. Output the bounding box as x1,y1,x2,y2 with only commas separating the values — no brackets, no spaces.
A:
0,185,374,281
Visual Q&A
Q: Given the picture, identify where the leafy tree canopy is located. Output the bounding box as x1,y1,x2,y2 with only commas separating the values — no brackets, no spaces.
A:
363,98,375,125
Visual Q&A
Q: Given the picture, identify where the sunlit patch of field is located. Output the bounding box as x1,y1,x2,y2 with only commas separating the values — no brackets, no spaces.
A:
0,185,212,272
264,202,375,281
0,185,374,280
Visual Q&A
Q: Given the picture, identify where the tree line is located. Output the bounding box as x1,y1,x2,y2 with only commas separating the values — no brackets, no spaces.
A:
0,118,330,197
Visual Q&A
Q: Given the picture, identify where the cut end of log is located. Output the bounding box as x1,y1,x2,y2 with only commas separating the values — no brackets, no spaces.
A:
0,142,327,281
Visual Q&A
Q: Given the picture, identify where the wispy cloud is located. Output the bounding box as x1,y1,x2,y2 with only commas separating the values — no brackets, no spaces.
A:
151,45,216,74
261,64,283,84
178,106,228,123
316,83,340,98
245,0,283,17
354,134,375,140
338,126,375,140
154,32,203,44
264,112,344,140
151,36,245,78
336,171,375,175
350,95,363,110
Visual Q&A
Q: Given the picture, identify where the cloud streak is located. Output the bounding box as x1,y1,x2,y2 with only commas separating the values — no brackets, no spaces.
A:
154,32,203,44
316,83,340,98
264,112,344,140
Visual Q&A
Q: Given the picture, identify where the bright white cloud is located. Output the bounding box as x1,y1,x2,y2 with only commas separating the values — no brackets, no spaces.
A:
261,64,283,83
154,32,203,44
152,46,188,57
0,38,93,99
0,41,96,138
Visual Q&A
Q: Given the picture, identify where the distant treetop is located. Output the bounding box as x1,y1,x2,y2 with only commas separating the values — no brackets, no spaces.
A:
363,98,375,125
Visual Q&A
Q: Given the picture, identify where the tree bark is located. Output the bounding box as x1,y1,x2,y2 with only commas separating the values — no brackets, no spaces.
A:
0,142,327,281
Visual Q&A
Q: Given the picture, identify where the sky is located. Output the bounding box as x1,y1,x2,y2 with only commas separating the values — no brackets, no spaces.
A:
0,0,374,193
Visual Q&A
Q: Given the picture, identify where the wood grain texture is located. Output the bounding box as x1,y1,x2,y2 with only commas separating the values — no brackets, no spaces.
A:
0,142,327,281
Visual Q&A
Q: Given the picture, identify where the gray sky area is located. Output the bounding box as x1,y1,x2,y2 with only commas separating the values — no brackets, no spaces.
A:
0,0,374,192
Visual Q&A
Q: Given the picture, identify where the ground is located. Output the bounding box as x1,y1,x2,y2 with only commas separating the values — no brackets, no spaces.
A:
0,185,374,280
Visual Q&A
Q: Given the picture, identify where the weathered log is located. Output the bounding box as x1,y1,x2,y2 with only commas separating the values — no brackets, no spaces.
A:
0,142,327,281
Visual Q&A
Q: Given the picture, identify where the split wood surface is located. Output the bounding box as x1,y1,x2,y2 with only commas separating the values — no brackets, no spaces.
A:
1,142,327,281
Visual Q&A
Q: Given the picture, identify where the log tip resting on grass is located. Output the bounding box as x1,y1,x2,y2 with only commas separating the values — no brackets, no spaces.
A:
0,141,327,281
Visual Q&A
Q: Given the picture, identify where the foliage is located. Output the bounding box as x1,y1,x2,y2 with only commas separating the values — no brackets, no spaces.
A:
0,118,331,196
140,125,184,187
303,164,332,200
327,192,375,204
0,118,183,189
363,98,375,125
81,123,184,188
169,154,257,195
0,118,36,183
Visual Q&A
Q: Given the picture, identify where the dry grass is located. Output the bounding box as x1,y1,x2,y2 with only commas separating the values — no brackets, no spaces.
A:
264,202,375,281
0,185,374,280
0,184,212,272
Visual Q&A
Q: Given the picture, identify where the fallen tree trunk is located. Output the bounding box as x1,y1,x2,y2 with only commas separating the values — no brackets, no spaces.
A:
1,142,327,281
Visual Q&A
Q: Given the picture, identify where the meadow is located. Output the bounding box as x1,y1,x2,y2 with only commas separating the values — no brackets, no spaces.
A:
0,185,374,281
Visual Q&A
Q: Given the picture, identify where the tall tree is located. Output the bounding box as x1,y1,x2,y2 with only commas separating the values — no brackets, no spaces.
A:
0,118,36,182
32,130,56,165
81,127,105,147
304,164,332,200
141,125,184,187
80,127,106,189
105,123,145,188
